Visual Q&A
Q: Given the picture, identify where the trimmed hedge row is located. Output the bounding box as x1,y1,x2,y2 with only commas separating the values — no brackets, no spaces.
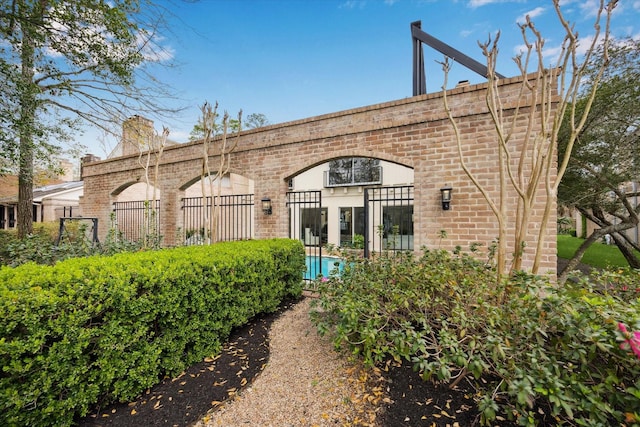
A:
0,239,305,426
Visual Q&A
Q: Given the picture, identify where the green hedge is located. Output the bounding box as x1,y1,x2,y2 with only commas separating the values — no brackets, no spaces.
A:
0,238,304,426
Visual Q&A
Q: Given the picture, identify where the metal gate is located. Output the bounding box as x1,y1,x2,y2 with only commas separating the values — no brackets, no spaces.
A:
287,190,323,284
181,194,254,245
364,185,414,257
113,200,161,243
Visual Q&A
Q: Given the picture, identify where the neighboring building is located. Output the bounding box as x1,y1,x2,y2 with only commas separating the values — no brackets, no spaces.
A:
0,179,84,230
0,156,91,230
0,175,19,230
33,181,84,222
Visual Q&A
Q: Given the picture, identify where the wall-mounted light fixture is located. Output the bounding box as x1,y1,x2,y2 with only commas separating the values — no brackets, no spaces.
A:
440,185,452,210
261,197,272,215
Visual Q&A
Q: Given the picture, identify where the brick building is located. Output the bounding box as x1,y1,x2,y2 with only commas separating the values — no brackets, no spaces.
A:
80,72,558,275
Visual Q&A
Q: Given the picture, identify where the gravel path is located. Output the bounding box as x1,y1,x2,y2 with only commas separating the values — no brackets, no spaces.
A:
193,298,383,427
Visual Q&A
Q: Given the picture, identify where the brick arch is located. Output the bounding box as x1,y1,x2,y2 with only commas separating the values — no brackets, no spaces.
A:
283,151,413,182
180,175,208,192
178,172,254,195
80,73,558,274
178,173,226,192
110,180,160,197
111,181,136,196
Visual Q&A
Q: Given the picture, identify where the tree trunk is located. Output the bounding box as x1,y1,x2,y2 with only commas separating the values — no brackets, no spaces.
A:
17,4,37,239
558,229,606,284
611,232,640,269
17,148,34,239
589,206,640,268
618,231,640,254
559,206,639,283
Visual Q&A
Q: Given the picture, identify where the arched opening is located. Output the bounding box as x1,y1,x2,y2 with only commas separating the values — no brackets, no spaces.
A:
288,157,414,251
179,173,255,245
110,182,161,244
112,182,161,201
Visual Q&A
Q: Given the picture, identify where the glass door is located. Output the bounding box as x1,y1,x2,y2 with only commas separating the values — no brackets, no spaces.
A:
339,207,352,246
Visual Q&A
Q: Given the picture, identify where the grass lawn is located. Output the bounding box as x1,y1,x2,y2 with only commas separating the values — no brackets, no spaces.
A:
557,234,640,269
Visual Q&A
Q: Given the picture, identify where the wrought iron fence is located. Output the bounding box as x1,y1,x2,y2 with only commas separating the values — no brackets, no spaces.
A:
364,185,414,257
112,200,161,243
287,190,323,287
54,206,77,219
55,217,99,246
181,194,254,245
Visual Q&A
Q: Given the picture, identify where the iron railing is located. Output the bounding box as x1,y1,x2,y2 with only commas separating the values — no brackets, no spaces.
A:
364,185,414,257
112,200,161,243
287,190,323,286
181,194,254,245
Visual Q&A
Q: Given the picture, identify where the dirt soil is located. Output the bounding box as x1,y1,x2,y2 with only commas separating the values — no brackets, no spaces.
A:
77,301,293,427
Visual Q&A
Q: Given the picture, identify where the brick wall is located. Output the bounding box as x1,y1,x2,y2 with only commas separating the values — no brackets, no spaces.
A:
81,72,558,274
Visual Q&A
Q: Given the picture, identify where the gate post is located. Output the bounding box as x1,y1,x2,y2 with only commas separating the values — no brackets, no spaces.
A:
364,189,370,258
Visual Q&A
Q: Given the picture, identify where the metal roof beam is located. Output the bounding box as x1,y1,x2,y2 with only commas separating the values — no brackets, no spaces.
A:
411,20,505,96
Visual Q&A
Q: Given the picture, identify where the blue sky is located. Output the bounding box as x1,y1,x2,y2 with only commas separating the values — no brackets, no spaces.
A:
82,0,640,156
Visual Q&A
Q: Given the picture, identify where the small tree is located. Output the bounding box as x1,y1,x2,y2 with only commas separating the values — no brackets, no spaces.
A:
441,0,616,284
197,102,242,244
189,111,265,141
245,113,270,129
137,125,169,248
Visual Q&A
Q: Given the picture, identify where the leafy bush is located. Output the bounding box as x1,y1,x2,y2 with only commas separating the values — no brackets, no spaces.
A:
0,238,304,426
1,220,146,268
0,229,19,265
0,223,61,266
311,249,640,426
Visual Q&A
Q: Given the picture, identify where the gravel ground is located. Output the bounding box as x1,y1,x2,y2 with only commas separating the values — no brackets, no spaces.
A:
193,297,384,427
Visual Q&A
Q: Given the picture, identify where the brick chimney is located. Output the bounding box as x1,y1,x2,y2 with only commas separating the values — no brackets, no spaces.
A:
122,115,154,156
80,153,101,180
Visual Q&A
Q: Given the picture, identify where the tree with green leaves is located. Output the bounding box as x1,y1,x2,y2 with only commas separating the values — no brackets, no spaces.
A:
0,0,179,237
558,37,640,280
244,113,269,129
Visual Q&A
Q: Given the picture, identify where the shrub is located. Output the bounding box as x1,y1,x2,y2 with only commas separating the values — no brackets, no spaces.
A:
0,229,18,265
0,223,63,266
1,220,146,268
311,248,640,426
0,238,304,426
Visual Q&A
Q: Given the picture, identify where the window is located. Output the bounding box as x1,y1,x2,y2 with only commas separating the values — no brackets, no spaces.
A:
325,158,381,187
382,205,414,250
301,207,327,246
8,206,15,228
340,206,365,246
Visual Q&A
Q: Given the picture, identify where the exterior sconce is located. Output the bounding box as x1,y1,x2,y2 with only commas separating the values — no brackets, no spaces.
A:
440,185,452,210
261,197,272,215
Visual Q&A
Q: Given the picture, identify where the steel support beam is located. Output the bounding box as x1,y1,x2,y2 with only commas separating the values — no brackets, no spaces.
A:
411,20,505,96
